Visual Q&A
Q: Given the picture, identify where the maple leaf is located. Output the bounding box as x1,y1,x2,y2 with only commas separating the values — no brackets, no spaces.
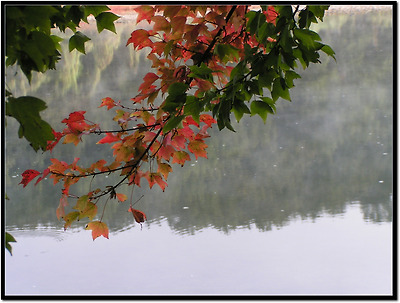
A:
99,97,116,110
62,111,86,124
79,202,98,221
19,169,40,187
128,206,147,225
86,221,109,240
152,15,171,32
139,73,159,93
63,133,81,146
195,125,211,140
73,195,89,212
265,6,278,25
97,133,120,144
171,134,186,150
46,129,63,152
172,151,191,166
157,144,176,161
134,5,155,24
35,168,50,185
63,211,80,230
56,193,68,220
126,29,152,50
188,139,208,159
200,114,217,127
116,193,127,202
144,172,167,191
170,16,187,34
157,162,173,180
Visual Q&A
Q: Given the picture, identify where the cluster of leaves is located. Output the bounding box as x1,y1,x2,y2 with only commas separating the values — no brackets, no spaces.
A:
19,5,335,240
5,5,120,152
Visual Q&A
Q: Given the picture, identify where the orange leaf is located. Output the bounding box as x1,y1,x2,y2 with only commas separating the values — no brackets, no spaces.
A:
99,97,116,110
63,133,81,146
188,140,208,159
19,169,40,187
86,221,109,240
157,162,173,180
116,193,127,202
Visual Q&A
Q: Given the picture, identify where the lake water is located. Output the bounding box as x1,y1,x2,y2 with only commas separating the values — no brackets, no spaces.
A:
4,7,394,296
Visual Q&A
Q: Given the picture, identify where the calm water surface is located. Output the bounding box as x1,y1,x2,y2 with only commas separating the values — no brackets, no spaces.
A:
5,7,393,296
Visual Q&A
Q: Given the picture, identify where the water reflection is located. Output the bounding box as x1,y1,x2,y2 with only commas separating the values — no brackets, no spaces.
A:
5,202,392,295
5,8,393,235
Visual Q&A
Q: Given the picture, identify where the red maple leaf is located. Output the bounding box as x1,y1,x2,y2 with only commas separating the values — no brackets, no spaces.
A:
46,129,63,152
265,6,278,25
139,73,159,93
19,169,41,187
97,133,120,144
99,97,116,110
35,168,50,185
126,29,152,50
200,114,216,127
61,111,86,124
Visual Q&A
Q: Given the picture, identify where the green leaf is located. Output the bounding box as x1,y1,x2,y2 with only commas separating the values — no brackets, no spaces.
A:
95,11,119,34
232,101,251,122
69,31,91,54
279,26,293,53
163,115,186,133
293,28,321,50
271,77,291,101
321,44,336,61
5,232,17,256
284,70,301,88
250,101,270,123
184,96,203,123
168,82,189,97
162,83,189,113
188,63,213,80
84,5,111,18
6,96,54,151
308,5,330,21
261,97,276,113
214,44,239,64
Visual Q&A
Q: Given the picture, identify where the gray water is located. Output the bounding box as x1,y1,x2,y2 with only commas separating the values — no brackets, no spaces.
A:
4,7,393,296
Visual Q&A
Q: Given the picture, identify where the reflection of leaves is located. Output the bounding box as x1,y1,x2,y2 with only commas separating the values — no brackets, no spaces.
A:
5,96,54,151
